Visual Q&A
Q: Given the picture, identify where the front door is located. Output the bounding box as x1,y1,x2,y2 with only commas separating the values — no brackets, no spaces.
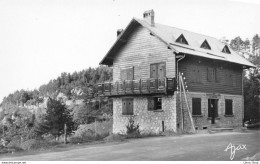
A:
208,99,218,124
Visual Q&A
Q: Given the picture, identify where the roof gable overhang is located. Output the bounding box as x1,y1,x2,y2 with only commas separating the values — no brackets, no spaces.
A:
99,18,256,69
99,19,141,66
99,18,176,66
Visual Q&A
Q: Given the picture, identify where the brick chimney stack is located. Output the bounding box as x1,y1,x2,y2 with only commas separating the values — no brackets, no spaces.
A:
117,29,124,37
143,9,155,27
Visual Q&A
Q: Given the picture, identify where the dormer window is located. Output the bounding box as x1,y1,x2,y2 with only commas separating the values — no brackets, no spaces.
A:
200,40,211,50
176,34,188,45
222,45,231,54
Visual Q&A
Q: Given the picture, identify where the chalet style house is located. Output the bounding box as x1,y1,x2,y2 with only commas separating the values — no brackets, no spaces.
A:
99,10,255,134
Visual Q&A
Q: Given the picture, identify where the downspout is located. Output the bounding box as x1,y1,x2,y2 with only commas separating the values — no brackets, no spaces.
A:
176,53,186,86
242,69,244,127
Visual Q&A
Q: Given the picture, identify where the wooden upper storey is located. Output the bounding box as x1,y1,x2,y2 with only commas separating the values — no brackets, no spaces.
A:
112,25,175,82
99,11,255,96
179,55,243,95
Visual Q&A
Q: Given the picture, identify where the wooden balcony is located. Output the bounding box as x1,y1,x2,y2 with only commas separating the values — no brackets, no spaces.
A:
98,77,176,97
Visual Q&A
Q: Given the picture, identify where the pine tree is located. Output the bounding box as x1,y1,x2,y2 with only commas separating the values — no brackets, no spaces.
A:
43,98,76,139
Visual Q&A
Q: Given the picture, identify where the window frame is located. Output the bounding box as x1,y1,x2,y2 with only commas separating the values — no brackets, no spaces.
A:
200,40,211,50
122,98,134,115
207,67,221,83
222,45,231,54
176,34,189,45
150,62,166,79
190,65,202,83
148,97,162,111
120,67,134,81
192,98,202,116
225,99,233,116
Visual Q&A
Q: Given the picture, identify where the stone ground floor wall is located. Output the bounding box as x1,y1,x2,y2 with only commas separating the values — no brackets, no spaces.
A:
176,92,243,132
112,95,177,134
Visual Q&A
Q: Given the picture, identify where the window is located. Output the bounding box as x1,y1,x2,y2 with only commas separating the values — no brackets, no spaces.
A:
191,65,201,83
216,68,221,83
176,34,189,45
122,98,133,115
207,67,215,82
200,40,211,50
192,98,201,115
222,45,231,54
148,97,162,111
207,67,221,82
225,99,233,115
224,72,233,86
150,62,166,78
121,67,134,81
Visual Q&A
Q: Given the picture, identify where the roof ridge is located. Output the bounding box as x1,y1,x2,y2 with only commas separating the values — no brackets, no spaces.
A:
134,17,222,43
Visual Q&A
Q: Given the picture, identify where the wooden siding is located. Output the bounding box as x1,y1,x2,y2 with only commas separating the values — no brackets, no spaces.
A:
179,55,243,95
113,25,175,82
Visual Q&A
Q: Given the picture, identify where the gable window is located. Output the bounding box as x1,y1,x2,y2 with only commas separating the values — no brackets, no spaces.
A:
150,62,166,78
176,34,189,45
121,67,134,81
148,97,162,111
122,98,133,115
200,40,211,50
222,45,231,54
192,98,201,115
191,65,201,83
225,99,233,116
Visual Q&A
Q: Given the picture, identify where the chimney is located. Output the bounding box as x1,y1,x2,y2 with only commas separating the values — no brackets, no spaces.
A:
143,9,155,27
117,29,124,37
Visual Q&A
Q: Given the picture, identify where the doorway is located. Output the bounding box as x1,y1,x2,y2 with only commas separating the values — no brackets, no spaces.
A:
208,99,218,124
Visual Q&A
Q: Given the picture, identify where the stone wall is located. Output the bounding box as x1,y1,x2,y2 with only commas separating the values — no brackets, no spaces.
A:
176,92,243,131
113,95,177,134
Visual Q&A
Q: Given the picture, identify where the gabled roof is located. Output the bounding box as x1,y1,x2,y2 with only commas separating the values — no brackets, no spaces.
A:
100,18,256,68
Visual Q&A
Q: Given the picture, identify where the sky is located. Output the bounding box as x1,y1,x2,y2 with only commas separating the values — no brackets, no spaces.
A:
0,0,259,102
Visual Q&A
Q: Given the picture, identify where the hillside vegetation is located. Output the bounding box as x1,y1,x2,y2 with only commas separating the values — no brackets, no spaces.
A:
0,35,259,153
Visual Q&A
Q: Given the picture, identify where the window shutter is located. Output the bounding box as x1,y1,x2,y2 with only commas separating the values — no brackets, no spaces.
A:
192,98,201,115
225,72,232,86
196,66,201,82
150,64,157,78
148,97,154,111
207,67,213,82
122,99,127,115
191,65,196,82
225,99,233,115
229,74,233,86
126,67,134,80
158,63,166,78
207,67,210,81
216,68,221,83
120,69,127,81
126,99,133,115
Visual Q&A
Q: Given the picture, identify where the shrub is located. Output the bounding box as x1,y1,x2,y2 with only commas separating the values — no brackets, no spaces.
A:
6,136,21,148
104,133,126,142
161,130,177,136
126,117,141,138
69,136,83,144
71,120,112,143
75,120,112,137
20,139,59,150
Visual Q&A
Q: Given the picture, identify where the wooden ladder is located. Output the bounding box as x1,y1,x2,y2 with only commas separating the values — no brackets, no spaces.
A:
179,73,196,133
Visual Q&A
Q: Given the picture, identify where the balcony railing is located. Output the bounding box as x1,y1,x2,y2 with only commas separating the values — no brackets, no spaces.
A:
98,77,176,96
